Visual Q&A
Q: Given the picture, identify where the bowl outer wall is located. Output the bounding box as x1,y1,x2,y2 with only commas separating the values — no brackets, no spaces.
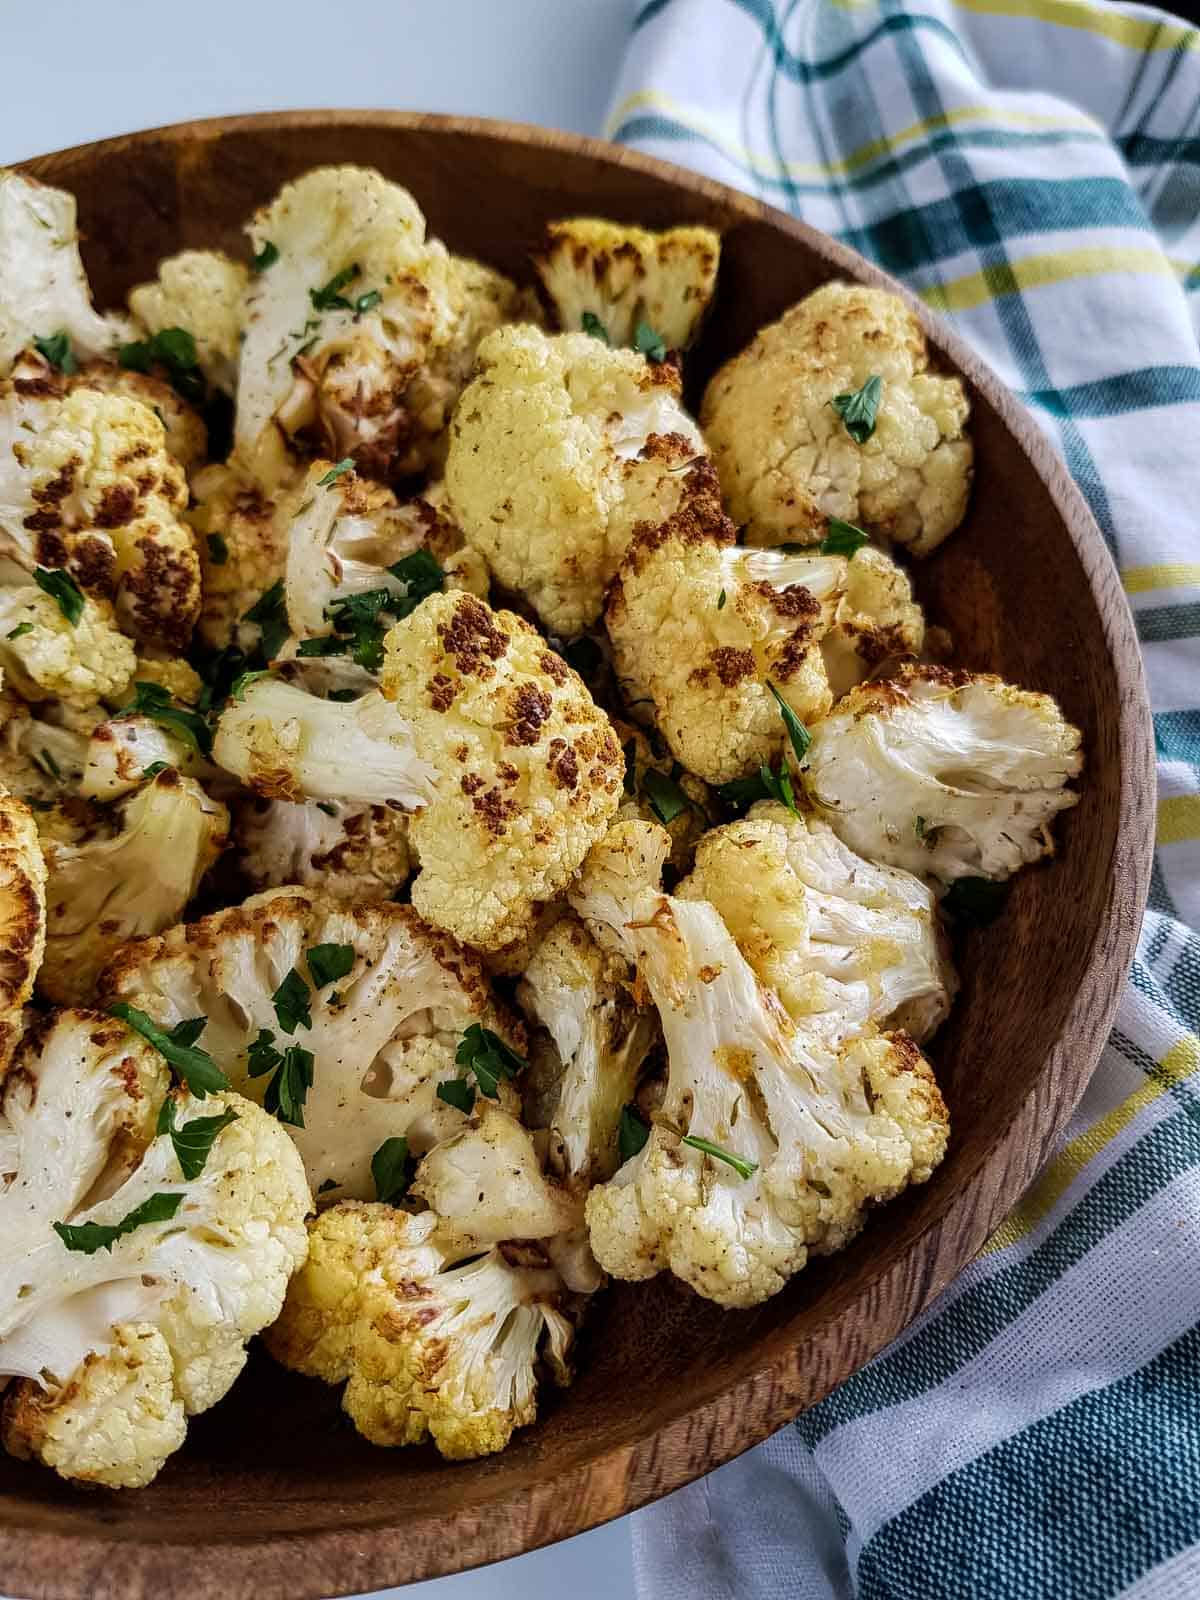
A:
1,110,1155,1599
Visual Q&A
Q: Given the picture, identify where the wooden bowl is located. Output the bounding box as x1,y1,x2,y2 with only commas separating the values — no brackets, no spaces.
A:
5,112,1153,1599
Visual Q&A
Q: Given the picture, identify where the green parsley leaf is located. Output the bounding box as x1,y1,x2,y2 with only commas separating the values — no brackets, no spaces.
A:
354,288,383,315
272,968,312,1035
142,761,169,779
634,321,667,362
371,1136,412,1204
34,566,84,626
108,1004,229,1097
455,1023,527,1100
717,589,727,610
581,311,610,343
6,622,32,640
242,579,289,663
246,1028,282,1079
310,264,360,312
718,761,798,817
229,668,272,702
941,876,1009,927
119,327,204,404
307,942,355,989
681,1134,758,1180
206,532,228,565
316,801,339,816
156,1097,238,1180
33,331,77,374
821,517,870,557
191,643,248,713
123,680,213,757
437,1077,476,1115
761,761,799,816
323,587,394,672
914,815,927,839
386,548,444,609
831,374,882,445
53,1192,183,1255
263,1044,314,1128
33,747,61,781
317,458,355,487
767,681,811,765
294,634,348,658
618,1104,650,1162
641,767,690,826
252,240,280,273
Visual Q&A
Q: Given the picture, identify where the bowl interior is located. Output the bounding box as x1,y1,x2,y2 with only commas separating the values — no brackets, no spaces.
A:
2,113,1152,1599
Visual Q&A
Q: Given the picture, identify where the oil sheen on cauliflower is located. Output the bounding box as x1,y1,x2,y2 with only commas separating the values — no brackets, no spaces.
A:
263,1202,574,1460
606,461,842,785
702,282,973,554
380,591,624,950
0,1009,310,1488
569,822,949,1308
234,794,411,901
531,217,720,349
444,322,706,635
100,885,526,1196
128,250,249,395
0,372,202,648
0,581,136,708
679,802,957,1044
804,665,1083,883
0,790,46,1071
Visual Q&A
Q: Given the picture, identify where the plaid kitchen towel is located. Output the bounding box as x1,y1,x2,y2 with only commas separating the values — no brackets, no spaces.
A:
605,3,1200,1597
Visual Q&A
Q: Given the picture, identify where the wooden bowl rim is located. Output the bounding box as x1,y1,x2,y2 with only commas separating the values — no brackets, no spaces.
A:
5,109,1155,1595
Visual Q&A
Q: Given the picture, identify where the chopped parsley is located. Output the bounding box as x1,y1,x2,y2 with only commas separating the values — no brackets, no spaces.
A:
310,264,360,312
831,374,882,445
640,766,690,826
156,1098,239,1180
914,815,928,839
821,517,870,558
306,942,355,989
246,1026,314,1127
206,532,229,565
272,968,312,1035
6,622,32,640
634,321,667,362
716,761,798,818
618,1104,650,1162
437,1077,476,1115
767,681,811,765
717,589,727,610
681,1134,757,1180
371,1136,413,1205
228,668,272,702
252,240,280,273
32,747,61,781
123,680,213,757
941,876,1009,927
387,548,445,608
53,1193,183,1255
298,555,445,673
242,579,289,663
33,330,77,374
119,326,204,404
316,801,339,816
581,311,610,343
354,288,383,315
142,761,169,779
33,566,84,626
317,458,355,487
108,1004,229,1097
247,1027,282,1078
455,1023,527,1100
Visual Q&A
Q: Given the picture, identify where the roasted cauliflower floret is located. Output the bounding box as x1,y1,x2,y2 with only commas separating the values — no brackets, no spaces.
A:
532,218,720,349
263,1202,573,1459
569,822,949,1307
444,323,706,635
100,886,525,1197
0,378,201,648
380,591,624,950
0,791,46,1071
38,770,229,1004
702,282,972,554
606,469,843,784
187,463,287,652
71,360,208,474
612,718,717,876
0,691,92,807
127,250,248,395
79,712,201,800
0,580,136,708
234,795,411,901
0,171,121,375
120,652,204,708
804,665,1083,884
679,802,956,1044
0,1008,309,1489
820,544,925,697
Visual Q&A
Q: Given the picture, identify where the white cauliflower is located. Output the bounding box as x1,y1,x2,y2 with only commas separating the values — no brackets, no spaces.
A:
531,217,720,349
569,822,949,1308
820,543,925,697
38,770,229,1004
127,250,248,394
803,665,1083,883
679,802,956,1044
0,790,46,1071
234,794,411,902
0,374,202,649
263,1203,573,1459
444,322,706,635
99,886,526,1198
702,282,973,554
79,712,201,800
0,580,136,708
0,170,120,376
69,360,209,474
0,1008,309,1488
187,464,287,652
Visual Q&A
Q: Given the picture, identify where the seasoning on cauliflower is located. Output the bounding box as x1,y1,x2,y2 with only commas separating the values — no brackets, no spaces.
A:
38,769,229,1004
0,791,46,1071
0,580,136,709
79,712,201,800
236,166,525,486
263,1202,573,1459
127,250,249,395
606,467,844,784
531,217,720,349
612,718,717,878
187,464,287,652
569,822,949,1308
0,170,121,376
380,591,624,950
804,664,1083,884
0,1008,309,1488
679,802,956,1045
0,373,202,648
444,323,706,635
702,282,973,554
100,886,526,1197
234,794,411,901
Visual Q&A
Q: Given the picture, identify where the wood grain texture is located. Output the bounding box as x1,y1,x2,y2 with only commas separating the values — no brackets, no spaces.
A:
3,111,1154,1599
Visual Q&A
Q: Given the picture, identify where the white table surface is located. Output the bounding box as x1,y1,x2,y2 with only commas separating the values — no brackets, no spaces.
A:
0,2,642,1596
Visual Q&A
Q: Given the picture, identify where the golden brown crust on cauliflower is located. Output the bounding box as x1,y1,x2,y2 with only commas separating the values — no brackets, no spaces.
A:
0,792,46,1073
187,463,287,650
702,281,972,554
